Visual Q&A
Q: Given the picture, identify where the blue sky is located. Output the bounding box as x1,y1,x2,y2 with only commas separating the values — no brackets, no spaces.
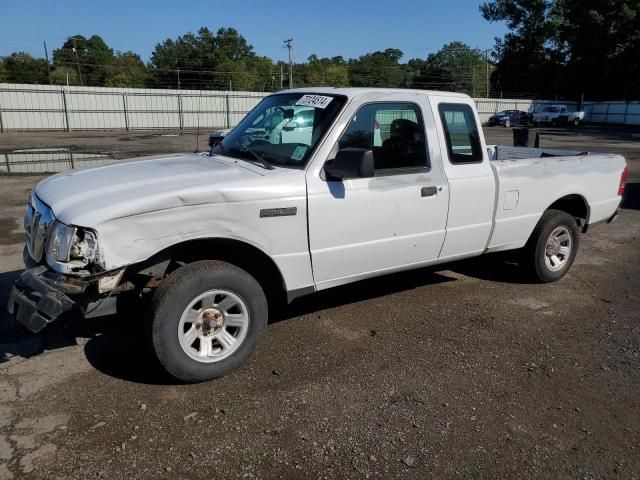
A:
0,0,506,62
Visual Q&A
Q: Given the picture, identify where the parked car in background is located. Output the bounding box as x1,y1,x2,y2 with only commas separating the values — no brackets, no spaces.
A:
533,105,585,126
487,110,532,128
208,128,230,150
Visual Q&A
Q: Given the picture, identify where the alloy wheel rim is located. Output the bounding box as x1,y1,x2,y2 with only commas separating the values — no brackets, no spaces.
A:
544,226,572,272
178,289,250,363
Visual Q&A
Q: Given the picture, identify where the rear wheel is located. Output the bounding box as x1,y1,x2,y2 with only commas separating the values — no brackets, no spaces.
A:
573,117,580,126
521,209,580,283
504,118,511,128
149,260,268,383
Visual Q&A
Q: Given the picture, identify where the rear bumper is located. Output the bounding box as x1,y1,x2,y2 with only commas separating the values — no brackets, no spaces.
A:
7,263,88,333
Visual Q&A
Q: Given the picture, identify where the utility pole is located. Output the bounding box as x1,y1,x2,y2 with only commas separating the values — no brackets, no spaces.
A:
280,64,283,89
284,39,293,88
43,41,52,85
485,50,490,98
70,37,83,86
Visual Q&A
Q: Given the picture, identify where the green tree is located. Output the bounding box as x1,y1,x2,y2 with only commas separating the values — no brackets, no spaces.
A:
52,35,115,86
555,0,640,99
300,55,349,87
148,27,274,91
480,0,563,97
480,0,640,99
409,42,491,95
50,66,80,86
105,52,148,88
348,48,405,87
0,52,49,84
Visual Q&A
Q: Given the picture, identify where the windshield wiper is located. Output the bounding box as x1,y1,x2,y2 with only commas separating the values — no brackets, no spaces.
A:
237,147,275,170
212,143,275,170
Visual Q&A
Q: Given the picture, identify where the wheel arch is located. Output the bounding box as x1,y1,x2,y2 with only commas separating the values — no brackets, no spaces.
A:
545,194,590,232
126,237,291,307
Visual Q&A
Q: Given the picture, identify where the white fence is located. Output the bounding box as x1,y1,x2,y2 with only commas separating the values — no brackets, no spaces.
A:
0,83,638,131
0,83,268,132
582,101,640,125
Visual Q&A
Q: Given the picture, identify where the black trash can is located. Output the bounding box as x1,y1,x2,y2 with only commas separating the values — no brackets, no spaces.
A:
513,128,530,147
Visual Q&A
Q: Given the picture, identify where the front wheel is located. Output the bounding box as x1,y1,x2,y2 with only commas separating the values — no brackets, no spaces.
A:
573,117,580,126
521,209,580,283
149,260,268,382
504,118,511,128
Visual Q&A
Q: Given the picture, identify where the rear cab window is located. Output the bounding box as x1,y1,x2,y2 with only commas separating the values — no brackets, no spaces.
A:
438,103,483,164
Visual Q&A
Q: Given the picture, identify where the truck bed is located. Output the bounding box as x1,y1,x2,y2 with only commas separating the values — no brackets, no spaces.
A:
488,145,588,161
484,145,625,253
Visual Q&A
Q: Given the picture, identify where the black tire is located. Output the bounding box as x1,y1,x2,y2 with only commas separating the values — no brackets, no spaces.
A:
149,260,268,383
521,209,580,283
573,117,580,127
504,118,511,128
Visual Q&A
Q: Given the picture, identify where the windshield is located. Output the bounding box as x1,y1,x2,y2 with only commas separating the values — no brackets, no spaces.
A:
214,93,347,168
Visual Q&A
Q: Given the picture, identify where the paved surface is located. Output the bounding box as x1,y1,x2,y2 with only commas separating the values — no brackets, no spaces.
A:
0,126,638,479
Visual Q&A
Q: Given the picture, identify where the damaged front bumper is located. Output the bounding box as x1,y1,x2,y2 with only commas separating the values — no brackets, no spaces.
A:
7,265,89,333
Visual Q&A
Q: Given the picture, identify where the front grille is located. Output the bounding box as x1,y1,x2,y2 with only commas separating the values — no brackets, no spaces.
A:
25,194,55,263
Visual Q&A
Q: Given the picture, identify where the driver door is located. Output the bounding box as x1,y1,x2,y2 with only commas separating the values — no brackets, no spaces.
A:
306,98,449,290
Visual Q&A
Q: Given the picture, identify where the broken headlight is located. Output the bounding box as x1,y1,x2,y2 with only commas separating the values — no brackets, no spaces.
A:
48,221,76,262
47,222,98,266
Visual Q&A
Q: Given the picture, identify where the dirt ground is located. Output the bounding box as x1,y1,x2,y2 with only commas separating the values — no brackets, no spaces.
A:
0,126,638,479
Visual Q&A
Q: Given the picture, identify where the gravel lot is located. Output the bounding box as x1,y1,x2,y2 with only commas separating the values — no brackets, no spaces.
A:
0,126,638,479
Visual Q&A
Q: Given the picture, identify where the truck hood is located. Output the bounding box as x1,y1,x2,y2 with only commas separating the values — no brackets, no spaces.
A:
34,153,298,227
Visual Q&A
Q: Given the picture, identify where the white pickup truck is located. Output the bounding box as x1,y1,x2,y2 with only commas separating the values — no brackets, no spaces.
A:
532,104,586,126
8,88,627,382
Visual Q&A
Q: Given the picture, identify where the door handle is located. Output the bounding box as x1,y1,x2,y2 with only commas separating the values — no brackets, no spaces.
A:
421,186,438,197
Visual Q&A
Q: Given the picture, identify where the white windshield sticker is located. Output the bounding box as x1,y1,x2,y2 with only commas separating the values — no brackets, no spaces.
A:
291,145,308,161
295,94,333,109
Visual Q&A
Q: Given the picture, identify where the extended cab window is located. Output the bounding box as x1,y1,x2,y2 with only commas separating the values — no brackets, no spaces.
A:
338,103,428,172
438,103,483,164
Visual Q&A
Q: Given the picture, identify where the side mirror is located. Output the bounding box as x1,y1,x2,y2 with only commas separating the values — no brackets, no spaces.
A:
283,121,299,131
324,148,374,180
